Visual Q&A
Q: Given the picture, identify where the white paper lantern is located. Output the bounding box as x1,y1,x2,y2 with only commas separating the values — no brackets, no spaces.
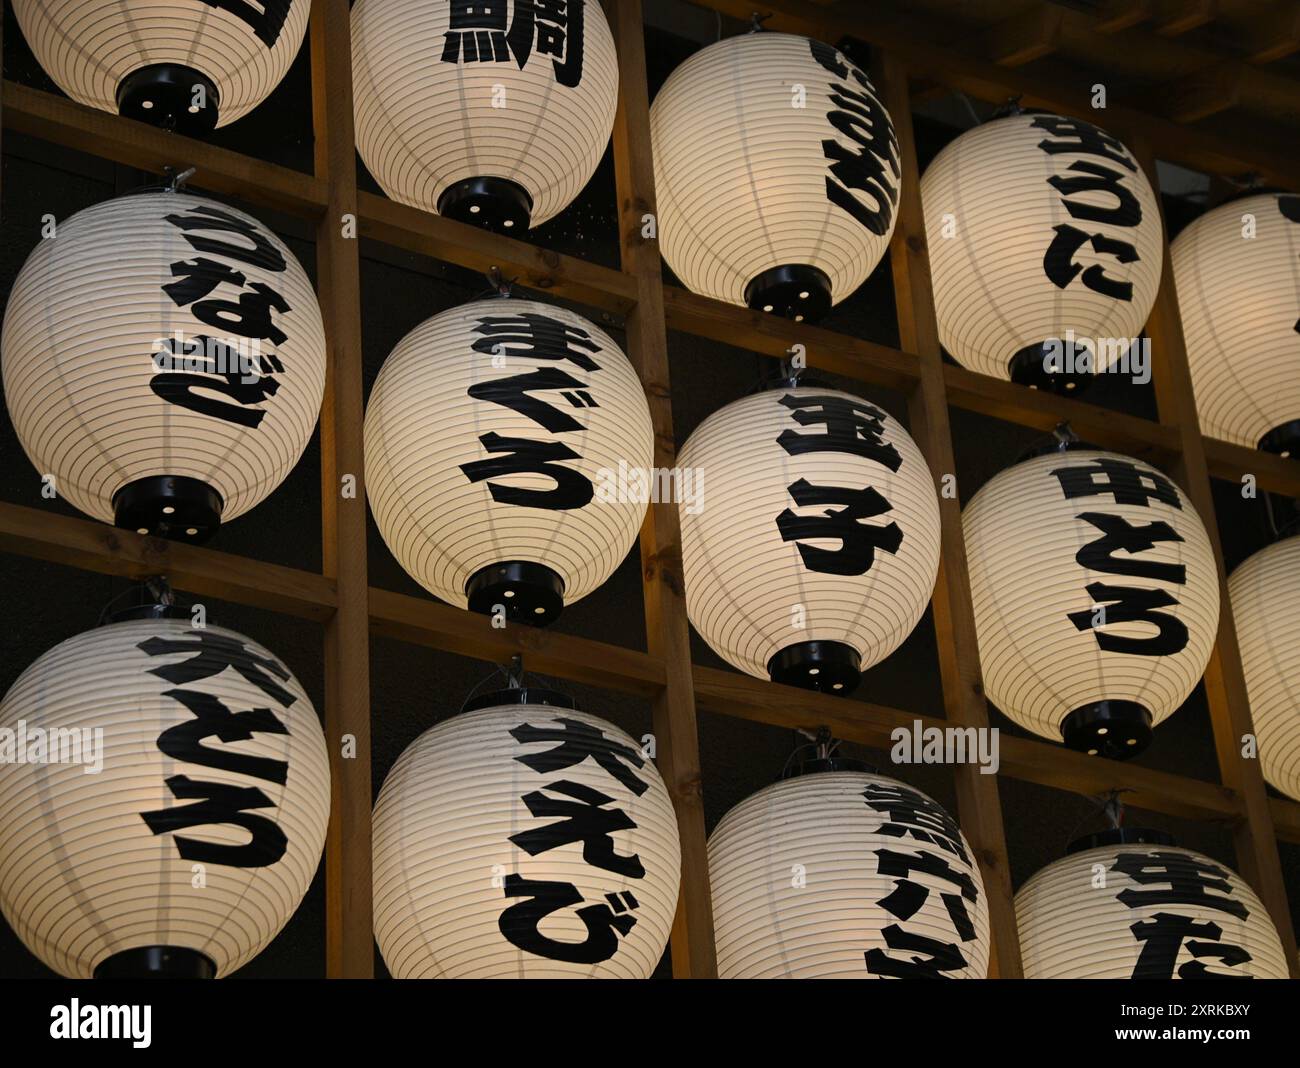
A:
1017,830,1289,978
2,190,327,541
709,767,989,979
12,0,310,133
364,297,652,624
1229,536,1300,801
650,31,900,321
0,615,330,978
921,112,1163,392
677,384,940,694
352,0,618,232
1172,192,1300,453
372,691,680,978
964,447,1219,757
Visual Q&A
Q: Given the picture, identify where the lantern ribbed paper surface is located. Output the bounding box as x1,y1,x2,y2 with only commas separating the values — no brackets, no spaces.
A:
708,771,990,979
1,191,326,534
1017,842,1289,978
1229,536,1300,802
677,386,940,687
364,298,653,613
920,113,1162,385
650,32,900,316
0,619,330,978
1172,192,1300,452
372,700,680,978
964,449,1219,755
351,0,618,228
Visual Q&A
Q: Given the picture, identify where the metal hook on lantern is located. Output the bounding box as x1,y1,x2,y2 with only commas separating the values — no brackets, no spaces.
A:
748,11,772,33
486,266,516,299
163,166,196,194
992,94,1024,119
781,345,806,387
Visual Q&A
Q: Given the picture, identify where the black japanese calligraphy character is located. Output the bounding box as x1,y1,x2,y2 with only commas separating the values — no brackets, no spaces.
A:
1043,223,1138,300
864,925,968,979
1031,114,1138,172
155,689,290,786
468,367,593,433
150,336,282,428
204,0,292,49
509,779,645,878
862,781,969,862
164,204,287,273
470,312,602,372
875,848,978,940
1052,458,1182,508
1075,512,1187,584
137,629,297,708
776,393,902,470
460,432,594,509
776,479,903,575
1047,160,1143,228
1068,582,1189,656
140,774,287,867
1130,912,1253,979
510,717,649,795
443,1,585,88
1114,851,1250,919
499,874,636,963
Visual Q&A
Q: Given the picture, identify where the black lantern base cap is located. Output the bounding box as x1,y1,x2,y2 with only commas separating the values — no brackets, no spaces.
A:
767,640,861,695
463,686,578,713
781,755,877,779
1061,700,1153,760
113,476,224,543
466,561,565,626
1258,419,1300,459
437,176,533,234
744,264,833,323
1066,826,1177,855
1009,340,1096,395
94,945,216,979
116,64,220,136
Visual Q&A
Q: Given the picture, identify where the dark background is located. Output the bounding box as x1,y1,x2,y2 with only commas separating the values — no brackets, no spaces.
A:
0,3,1295,978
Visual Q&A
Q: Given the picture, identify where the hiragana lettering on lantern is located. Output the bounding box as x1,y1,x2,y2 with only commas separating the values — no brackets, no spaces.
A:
499,875,637,963
1131,912,1254,979
137,630,296,708
1074,513,1187,583
865,925,970,979
460,433,594,509
1068,581,1189,656
141,775,287,867
206,0,293,49
468,367,595,433
509,779,645,878
510,717,649,795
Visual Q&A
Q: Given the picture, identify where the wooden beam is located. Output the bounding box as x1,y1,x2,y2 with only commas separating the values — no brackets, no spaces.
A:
982,6,1064,67
1093,0,1156,34
1241,3,1300,64
1154,0,1218,36
1158,63,1245,123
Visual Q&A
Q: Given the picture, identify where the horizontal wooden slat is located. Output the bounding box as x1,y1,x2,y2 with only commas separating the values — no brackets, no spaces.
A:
1204,437,1300,498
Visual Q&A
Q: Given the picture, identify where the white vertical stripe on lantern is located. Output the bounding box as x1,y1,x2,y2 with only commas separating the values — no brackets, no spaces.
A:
0,620,330,978
963,449,1219,742
11,0,310,127
708,771,990,978
1017,843,1288,978
372,702,680,978
677,386,941,680
1,191,326,525
1230,536,1300,802
1172,193,1300,449
650,32,900,307
920,114,1163,380
364,298,653,608
351,0,618,227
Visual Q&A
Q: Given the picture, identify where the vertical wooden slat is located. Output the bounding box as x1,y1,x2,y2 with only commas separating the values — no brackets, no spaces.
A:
873,52,1024,978
310,0,373,979
605,0,717,978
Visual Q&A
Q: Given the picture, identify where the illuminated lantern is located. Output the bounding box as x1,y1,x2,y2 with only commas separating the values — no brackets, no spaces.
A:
0,613,330,978
1017,828,1289,978
708,763,990,978
372,688,680,978
677,384,940,695
920,112,1163,393
11,0,310,134
964,445,1219,757
650,30,900,321
351,0,618,232
1172,192,1300,454
364,296,653,624
1,191,327,542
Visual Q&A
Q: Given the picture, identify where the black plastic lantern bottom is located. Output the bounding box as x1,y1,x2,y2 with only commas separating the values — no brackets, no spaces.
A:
744,264,832,323
1066,827,1177,855
1009,339,1096,395
94,945,216,979
116,64,220,135
767,640,861,695
465,560,565,626
463,686,578,713
1259,419,1300,459
437,176,533,233
1061,700,1153,760
113,476,224,543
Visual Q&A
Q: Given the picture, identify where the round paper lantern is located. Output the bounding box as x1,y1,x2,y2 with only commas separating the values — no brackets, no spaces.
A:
650,31,900,321
708,765,990,978
920,112,1163,393
364,296,652,624
0,614,330,978
372,689,680,978
1229,535,1300,801
1172,192,1300,453
677,384,940,695
2,190,327,542
351,0,618,232
1017,829,1288,978
12,0,310,134
964,446,1219,758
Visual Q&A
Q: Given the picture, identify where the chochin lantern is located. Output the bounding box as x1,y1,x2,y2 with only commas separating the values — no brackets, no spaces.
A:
0,610,331,978
11,0,310,134
677,383,941,695
364,296,653,625
920,111,1163,393
650,30,900,321
372,687,681,978
351,0,619,232
963,444,1219,757
1,190,327,542
1172,192,1300,454
1017,828,1289,978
